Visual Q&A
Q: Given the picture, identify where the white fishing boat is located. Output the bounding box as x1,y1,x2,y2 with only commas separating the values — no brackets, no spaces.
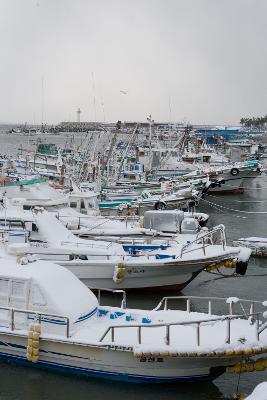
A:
0,258,266,382
0,197,210,248
7,209,251,291
64,210,209,239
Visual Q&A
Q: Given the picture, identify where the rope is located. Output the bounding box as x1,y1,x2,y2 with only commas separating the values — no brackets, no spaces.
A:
205,270,267,278
200,197,267,215
234,356,243,399
218,182,267,190
207,194,267,203
200,198,247,219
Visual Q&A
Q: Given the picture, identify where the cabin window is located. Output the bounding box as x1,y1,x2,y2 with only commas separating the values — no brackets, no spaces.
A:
0,279,9,320
8,280,28,311
0,279,8,296
9,221,23,229
11,281,25,297
30,284,46,306
80,199,85,209
70,202,77,208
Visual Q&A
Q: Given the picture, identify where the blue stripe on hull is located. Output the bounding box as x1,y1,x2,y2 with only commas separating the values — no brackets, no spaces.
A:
0,350,213,383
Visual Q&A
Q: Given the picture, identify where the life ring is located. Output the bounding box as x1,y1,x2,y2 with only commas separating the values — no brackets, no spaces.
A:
154,200,166,210
230,168,239,176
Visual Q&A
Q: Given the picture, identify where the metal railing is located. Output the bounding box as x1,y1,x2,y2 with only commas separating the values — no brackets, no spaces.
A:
25,250,172,261
153,295,263,317
94,288,127,309
99,312,261,346
0,306,70,338
99,294,267,345
180,224,226,257
0,230,29,243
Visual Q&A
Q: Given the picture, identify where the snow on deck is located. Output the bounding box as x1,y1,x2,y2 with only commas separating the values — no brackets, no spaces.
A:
72,307,267,355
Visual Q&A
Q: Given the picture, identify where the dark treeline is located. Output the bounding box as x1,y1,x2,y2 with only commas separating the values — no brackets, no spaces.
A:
240,116,267,129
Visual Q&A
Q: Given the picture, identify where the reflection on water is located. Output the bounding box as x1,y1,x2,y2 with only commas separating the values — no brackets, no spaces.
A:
0,132,266,398
1,360,267,400
0,362,224,400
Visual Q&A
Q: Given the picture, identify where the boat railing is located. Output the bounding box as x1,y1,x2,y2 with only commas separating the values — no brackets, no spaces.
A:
57,215,139,223
0,306,70,338
94,288,127,309
153,295,265,319
0,230,28,243
99,311,261,346
26,251,164,260
180,224,226,257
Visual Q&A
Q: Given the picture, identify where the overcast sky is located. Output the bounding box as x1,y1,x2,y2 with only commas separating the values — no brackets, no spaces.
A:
0,0,266,125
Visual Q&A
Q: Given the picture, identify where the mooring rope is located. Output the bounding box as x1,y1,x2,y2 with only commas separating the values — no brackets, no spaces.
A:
200,197,267,215
207,194,267,203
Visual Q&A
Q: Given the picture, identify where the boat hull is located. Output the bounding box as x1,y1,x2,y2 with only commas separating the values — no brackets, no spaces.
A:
208,169,260,194
0,333,241,383
35,250,239,290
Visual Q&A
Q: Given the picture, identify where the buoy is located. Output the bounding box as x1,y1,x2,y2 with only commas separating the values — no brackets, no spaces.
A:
113,262,126,284
226,357,267,374
26,322,41,363
206,259,237,272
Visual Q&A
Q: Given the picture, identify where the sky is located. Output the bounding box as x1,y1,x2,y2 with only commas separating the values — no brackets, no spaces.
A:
0,0,266,125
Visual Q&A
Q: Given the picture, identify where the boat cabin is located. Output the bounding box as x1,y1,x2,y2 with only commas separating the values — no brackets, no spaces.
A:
0,259,98,335
69,191,99,214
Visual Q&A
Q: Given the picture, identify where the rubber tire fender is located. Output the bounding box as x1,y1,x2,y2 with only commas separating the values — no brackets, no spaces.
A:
230,168,239,176
235,261,248,276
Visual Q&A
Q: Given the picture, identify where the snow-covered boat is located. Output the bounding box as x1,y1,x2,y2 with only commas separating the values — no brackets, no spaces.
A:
8,210,251,290
0,258,267,382
233,237,267,257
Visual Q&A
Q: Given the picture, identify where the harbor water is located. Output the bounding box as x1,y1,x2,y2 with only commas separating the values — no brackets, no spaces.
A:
0,132,266,399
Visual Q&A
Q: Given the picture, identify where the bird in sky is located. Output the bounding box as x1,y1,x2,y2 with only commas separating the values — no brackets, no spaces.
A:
120,90,128,95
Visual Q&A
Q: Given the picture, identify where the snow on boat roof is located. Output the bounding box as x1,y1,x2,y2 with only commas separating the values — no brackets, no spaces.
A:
35,210,124,253
35,210,76,245
3,182,67,202
0,259,98,322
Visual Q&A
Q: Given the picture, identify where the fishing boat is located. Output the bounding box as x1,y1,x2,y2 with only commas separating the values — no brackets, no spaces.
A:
233,237,267,257
17,143,63,179
0,196,210,245
181,160,261,193
7,209,251,291
0,258,266,382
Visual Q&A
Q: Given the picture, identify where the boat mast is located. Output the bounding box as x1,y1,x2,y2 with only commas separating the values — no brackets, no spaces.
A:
117,124,139,180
